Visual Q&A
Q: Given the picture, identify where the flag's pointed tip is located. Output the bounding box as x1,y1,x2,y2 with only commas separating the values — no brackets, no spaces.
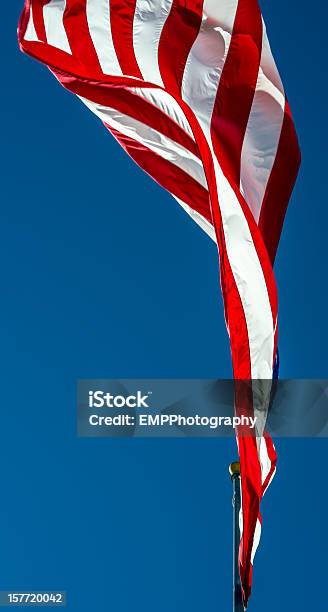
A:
229,461,241,478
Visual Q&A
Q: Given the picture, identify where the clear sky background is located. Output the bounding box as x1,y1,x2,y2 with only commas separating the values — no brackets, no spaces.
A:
1,2,327,610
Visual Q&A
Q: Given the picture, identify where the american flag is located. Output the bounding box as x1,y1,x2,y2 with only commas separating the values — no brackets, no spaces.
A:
18,0,300,606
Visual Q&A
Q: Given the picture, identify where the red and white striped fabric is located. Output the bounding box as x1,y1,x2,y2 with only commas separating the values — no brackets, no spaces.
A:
18,1,300,606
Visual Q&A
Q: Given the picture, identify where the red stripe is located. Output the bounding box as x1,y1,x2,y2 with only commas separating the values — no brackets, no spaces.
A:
238,435,262,605
32,0,49,42
18,0,32,40
110,0,142,78
158,0,203,96
262,433,277,494
207,0,277,363
259,102,301,264
206,0,277,352
108,125,212,223
211,0,262,187
238,431,277,606
233,391,263,609
63,0,103,74
225,176,278,343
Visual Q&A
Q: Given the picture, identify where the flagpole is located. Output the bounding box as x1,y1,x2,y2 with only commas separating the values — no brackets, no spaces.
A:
229,462,244,612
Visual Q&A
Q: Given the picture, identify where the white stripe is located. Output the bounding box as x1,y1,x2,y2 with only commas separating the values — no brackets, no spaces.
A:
260,20,285,102
133,0,173,86
24,1,38,42
251,518,262,564
239,500,262,565
258,436,272,485
131,87,195,140
43,0,71,54
182,109,275,377
261,437,276,495
239,507,262,563
181,0,238,127
212,154,275,379
252,380,273,438
203,0,239,32
78,96,207,189
86,0,122,75
240,20,285,222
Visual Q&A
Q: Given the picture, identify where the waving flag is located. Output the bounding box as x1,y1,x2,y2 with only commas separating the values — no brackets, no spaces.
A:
18,0,300,606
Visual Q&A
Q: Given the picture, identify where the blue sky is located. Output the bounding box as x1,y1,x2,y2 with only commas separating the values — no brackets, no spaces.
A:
1,2,327,610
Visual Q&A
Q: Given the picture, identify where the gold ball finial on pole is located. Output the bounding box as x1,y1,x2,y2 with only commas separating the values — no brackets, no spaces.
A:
229,461,241,478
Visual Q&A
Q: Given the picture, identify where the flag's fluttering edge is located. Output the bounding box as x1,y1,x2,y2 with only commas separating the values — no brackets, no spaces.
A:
18,1,300,606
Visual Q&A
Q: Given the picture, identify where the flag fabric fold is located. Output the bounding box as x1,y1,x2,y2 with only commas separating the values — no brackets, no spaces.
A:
18,1,300,606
